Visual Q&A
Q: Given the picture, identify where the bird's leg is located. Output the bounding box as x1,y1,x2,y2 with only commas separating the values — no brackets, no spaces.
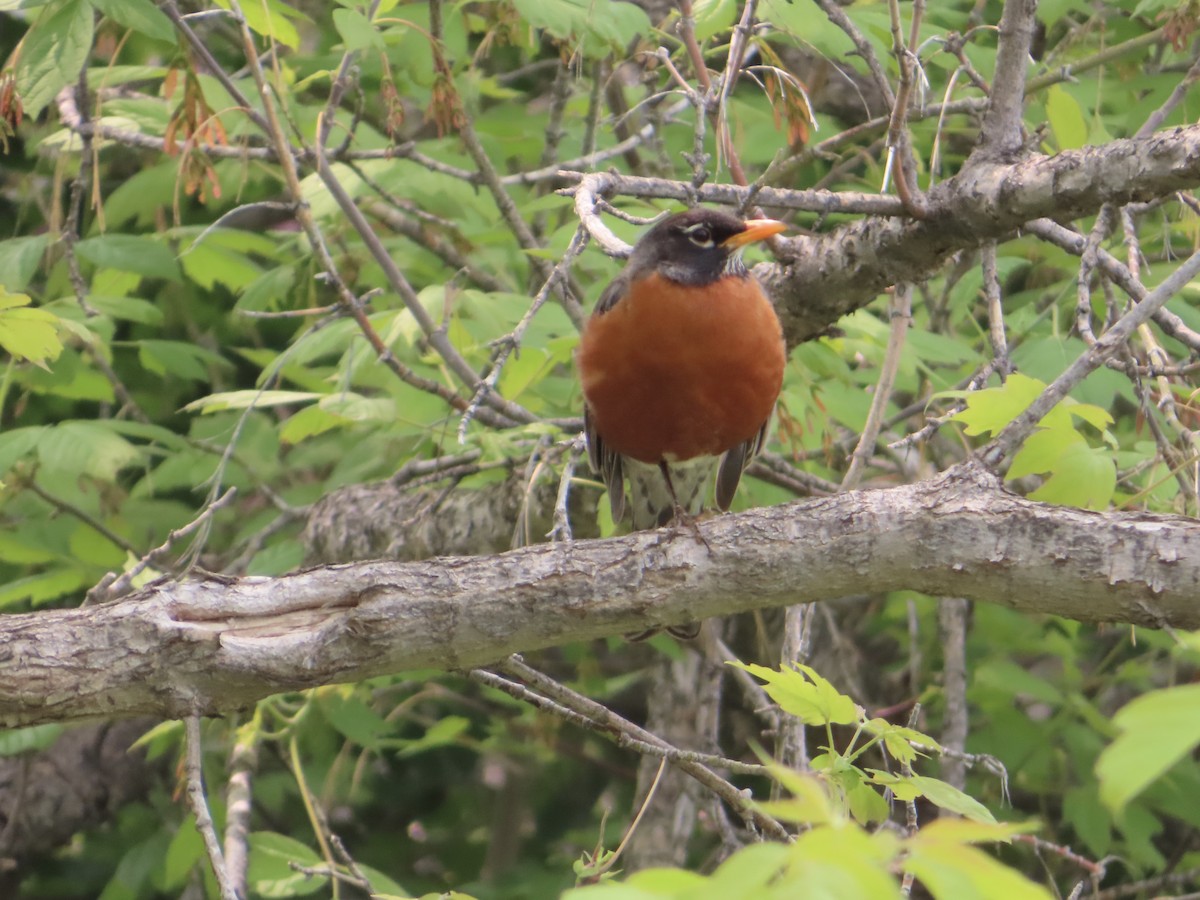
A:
656,460,712,554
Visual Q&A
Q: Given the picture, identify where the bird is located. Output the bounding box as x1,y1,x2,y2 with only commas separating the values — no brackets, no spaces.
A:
577,207,788,536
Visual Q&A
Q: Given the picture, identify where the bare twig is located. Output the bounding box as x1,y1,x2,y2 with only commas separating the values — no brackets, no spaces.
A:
488,656,792,842
980,243,1011,374
883,0,928,217
87,488,239,605
984,247,1200,467
844,284,912,489
560,169,908,216
937,597,970,790
224,718,259,898
550,435,586,543
185,716,240,900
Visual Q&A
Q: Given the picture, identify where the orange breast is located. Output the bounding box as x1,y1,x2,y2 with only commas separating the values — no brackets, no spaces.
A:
577,272,786,464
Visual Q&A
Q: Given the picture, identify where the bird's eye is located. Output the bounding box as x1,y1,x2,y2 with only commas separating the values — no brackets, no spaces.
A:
682,224,714,247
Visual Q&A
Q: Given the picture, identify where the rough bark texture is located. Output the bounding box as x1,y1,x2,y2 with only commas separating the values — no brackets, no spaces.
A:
304,473,599,564
4,461,1198,728
760,124,1200,346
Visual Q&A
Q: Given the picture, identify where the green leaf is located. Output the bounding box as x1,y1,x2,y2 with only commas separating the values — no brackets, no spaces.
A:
212,0,302,49
905,833,1053,900
279,404,346,443
74,235,182,282
0,288,63,369
20,346,115,402
158,817,204,890
729,662,859,725
0,532,59,564
318,690,393,750
1096,683,1200,813
873,768,1003,825
333,7,384,50
184,389,321,414
692,0,738,42
1064,785,1112,857
38,420,142,481
0,568,88,608
179,241,264,293
0,236,50,291
14,0,94,118
237,265,296,311
100,831,171,900
974,660,1064,705
128,719,183,756
863,718,941,764
787,823,900,897
1046,84,1089,151
86,294,164,325
137,339,230,382
395,715,471,757
1006,426,1085,480
0,426,47,474
0,723,65,755
1066,401,1114,432
846,779,890,825
247,832,327,898
352,864,409,898
948,373,1045,437
909,774,998,823
91,0,177,43
1028,442,1116,509
906,329,982,367
510,0,651,58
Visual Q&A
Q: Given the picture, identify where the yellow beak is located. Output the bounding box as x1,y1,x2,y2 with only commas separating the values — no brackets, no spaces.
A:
721,218,788,248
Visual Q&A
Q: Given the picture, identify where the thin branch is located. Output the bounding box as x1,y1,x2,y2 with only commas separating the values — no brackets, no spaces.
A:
224,718,258,898
86,488,239,605
560,169,908,216
549,435,586,543
984,247,1200,467
972,0,1038,161
428,0,585,331
980,242,1011,374
883,0,928,217
1024,217,1200,353
457,224,592,440
185,716,240,900
24,478,138,557
843,284,912,489
1024,28,1166,96
493,656,791,841
937,598,970,790
162,0,270,133
811,0,897,109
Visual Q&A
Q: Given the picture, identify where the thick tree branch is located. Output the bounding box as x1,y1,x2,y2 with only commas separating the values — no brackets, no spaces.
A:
4,462,1199,728
759,124,1200,345
973,0,1037,160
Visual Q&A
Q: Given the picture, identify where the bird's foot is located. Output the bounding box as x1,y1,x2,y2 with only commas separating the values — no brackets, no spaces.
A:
651,504,713,554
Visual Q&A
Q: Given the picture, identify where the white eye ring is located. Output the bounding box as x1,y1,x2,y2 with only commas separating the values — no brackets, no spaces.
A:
682,224,714,247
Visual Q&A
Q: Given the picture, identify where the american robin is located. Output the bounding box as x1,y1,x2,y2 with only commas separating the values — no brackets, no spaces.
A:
578,208,787,533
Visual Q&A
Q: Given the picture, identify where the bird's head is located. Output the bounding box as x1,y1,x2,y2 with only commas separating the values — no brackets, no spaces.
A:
628,208,787,285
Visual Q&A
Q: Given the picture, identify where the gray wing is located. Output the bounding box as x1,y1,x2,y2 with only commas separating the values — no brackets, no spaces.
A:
715,418,771,511
582,274,632,523
584,404,625,524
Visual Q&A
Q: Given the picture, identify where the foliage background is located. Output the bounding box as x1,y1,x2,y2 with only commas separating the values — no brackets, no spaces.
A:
2,0,1200,897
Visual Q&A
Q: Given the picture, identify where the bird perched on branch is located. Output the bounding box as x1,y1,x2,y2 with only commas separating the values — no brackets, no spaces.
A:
578,207,787,537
